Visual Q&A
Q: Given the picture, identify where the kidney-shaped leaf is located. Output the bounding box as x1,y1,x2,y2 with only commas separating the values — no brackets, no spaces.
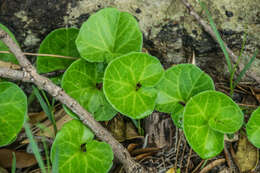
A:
62,59,117,121
0,82,27,146
156,64,215,113
246,106,260,148
0,23,19,64
183,91,243,159
51,120,113,173
36,28,80,74
103,52,164,119
76,8,142,63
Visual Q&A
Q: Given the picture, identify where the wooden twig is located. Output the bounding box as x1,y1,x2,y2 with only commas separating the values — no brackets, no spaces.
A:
179,139,187,170
192,160,205,173
224,143,236,172
181,0,260,84
185,148,192,173
0,29,147,173
174,130,183,170
0,50,78,60
199,159,225,173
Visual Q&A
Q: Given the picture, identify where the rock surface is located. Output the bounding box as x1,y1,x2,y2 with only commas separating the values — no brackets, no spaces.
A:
1,0,259,81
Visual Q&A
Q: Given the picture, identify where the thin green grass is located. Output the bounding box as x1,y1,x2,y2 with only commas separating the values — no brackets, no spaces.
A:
199,1,232,73
199,0,258,96
33,85,57,134
52,145,59,173
234,49,259,87
42,137,51,173
11,152,16,173
24,122,47,173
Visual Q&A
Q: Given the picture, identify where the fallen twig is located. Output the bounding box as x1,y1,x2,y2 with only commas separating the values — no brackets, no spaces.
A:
192,160,205,173
185,148,192,173
199,159,225,173
181,0,260,84
0,29,147,173
224,143,236,172
0,50,78,60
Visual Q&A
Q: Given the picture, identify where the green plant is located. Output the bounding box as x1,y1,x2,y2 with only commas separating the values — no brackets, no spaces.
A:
0,6,260,172
199,0,258,96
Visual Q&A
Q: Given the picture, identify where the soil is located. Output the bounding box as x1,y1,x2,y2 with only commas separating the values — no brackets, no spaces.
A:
0,0,260,173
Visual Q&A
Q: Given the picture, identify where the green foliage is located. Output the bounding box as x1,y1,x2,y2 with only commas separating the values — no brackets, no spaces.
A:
51,120,113,173
36,28,80,74
155,64,215,126
0,23,19,64
103,52,164,119
246,106,260,148
62,59,117,121
1,6,260,171
184,91,243,159
0,82,27,146
76,8,142,63
33,85,57,134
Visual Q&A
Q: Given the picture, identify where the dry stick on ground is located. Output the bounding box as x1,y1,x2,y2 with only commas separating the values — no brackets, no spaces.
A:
224,143,236,172
199,159,226,173
181,0,260,84
192,160,205,173
0,50,78,60
179,139,187,170
0,29,147,173
185,148,192,173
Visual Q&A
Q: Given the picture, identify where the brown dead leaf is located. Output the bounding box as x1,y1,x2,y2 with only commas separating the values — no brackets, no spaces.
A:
0,148,37,168
36,109,73,137
28,111,47,125
106,115,140,142
255,94,260,103
22,109,72,144
232,133,259,172
0,167,8,173
166,167,175,173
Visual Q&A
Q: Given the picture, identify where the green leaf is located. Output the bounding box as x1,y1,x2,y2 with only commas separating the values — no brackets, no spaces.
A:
36,28,80,74
62,59,117,121
246,106,260,148
0,82,27,146
51,120,113,173
0,23,19,64
183,91,243,159
76,8,142,63
156,64,215,114
103,52,164,119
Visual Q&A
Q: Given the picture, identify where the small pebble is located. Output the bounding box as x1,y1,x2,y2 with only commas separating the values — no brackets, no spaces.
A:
225,10,233,17
135,8,141,14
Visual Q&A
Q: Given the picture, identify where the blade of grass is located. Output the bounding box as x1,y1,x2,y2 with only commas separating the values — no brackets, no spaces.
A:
24,122,47,173
230,32,247,96
52,145,59,173
199,0,233,73
41,137,50,173
234,49,259,86
33,85,57,134
11,152,16,173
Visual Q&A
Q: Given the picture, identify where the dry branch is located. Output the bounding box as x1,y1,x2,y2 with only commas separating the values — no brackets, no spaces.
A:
181,0,260,84
199,159,226,173
0,29,147,173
